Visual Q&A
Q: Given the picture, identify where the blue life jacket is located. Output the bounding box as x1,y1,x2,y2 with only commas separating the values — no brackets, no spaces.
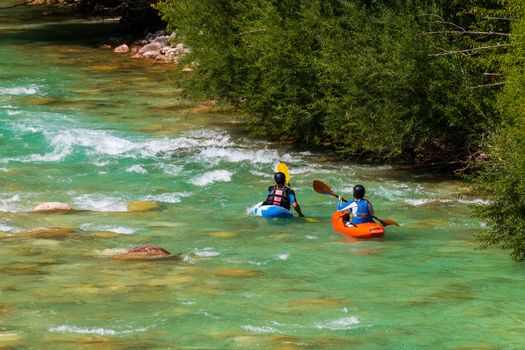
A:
352,199,373,224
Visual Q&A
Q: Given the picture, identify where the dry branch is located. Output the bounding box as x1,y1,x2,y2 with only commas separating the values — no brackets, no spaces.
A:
429,43,514,56
422,30,510,37
471,82,505,89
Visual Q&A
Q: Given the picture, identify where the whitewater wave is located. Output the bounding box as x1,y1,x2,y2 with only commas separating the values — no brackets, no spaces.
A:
190,170,232,186
72,194,128,212
141,192,191,203
197,147,285,165
404,197,490,206
157,163,183,175
0,194,23,212
126,164,147,174
2,124,294,166
404,198,453,206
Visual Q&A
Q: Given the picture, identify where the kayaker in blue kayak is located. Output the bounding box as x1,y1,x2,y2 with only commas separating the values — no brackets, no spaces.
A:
263,172,304,217
337,184,374,226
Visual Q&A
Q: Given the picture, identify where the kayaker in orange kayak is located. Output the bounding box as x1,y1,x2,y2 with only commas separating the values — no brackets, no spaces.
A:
337,184,374,226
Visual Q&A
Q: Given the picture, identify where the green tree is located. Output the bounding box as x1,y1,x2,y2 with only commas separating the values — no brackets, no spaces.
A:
474,1,525,261
156,0,510,170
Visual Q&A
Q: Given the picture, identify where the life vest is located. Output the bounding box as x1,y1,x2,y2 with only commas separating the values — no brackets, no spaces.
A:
263,185,291,210
351,199,373,224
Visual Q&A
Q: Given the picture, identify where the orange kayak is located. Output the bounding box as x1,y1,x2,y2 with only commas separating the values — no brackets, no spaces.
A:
331,211,385,238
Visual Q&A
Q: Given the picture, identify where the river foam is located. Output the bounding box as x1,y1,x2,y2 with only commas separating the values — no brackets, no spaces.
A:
0,85,40,96
313,316,360,330
192,247,220,257
48,325,148,335
79,223,138,234
241,325,281,334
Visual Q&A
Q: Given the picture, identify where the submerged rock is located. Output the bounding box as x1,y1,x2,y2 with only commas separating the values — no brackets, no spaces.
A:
103,245,173,260
214,268,260,278
19,227,76,239
33,202,72,212
90,231,122,239
127,201,159,212
207,231,236,238
128,245,171,255
0,331,21,343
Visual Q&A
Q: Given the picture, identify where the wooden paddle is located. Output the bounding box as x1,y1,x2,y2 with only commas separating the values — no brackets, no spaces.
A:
312,179,399,227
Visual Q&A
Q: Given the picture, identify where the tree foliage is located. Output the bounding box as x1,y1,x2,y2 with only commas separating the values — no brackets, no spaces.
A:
156,0,511,169
473,1,525,261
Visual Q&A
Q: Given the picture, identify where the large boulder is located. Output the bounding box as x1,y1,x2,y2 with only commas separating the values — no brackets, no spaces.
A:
138,42,162,55
113,44,130,53
33,202,72,212
142,51,159,59
152,35,170,45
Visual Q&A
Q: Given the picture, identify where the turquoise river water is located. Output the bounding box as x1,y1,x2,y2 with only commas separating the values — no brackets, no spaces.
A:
0,5,524,350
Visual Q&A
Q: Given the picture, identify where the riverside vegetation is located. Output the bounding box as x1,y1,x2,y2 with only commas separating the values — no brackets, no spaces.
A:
6,0,525,261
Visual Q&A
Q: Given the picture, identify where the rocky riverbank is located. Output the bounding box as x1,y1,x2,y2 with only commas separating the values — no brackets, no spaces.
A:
105,31,192,66
26,1,186,65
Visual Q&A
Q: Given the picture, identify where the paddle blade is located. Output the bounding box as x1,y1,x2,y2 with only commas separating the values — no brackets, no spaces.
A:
373,216,400,227
276,162,291,185
312,180,334,196
380,219,400,227
304,217,320,223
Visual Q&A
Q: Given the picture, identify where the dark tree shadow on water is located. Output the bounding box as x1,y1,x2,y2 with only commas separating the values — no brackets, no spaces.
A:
0,5,127,47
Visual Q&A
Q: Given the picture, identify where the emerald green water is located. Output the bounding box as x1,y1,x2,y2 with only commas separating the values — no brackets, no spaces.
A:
1,6,524,349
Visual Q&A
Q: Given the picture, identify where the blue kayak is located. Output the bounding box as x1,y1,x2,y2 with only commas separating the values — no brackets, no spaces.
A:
252,202,293,218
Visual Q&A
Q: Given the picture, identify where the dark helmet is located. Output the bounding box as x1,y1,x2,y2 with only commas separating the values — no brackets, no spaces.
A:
353,184,365,199
274,172,286,185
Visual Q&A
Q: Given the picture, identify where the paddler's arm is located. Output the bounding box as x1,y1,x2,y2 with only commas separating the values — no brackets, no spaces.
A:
337,196,352,211
292,202,304,217
289,192,304,217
